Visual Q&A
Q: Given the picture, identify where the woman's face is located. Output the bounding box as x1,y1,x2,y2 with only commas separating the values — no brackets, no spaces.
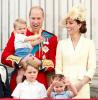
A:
66,18,81,36
24,65,38,82
29,8,44,33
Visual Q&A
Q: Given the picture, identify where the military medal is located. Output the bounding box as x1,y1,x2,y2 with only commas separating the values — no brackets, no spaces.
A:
42,45,49,53
43,38,49,45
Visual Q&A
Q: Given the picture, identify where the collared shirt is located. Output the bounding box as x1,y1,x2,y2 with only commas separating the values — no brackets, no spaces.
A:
11,80,47,99
51,91,73,99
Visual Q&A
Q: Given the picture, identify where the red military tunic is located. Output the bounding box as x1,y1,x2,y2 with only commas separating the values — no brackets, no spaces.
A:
1,29,58,92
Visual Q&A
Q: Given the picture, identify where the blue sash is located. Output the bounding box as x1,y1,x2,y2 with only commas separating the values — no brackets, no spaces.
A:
31,31,53,55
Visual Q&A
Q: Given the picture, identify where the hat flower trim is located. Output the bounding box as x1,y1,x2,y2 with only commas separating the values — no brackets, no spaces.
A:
67,6,86,21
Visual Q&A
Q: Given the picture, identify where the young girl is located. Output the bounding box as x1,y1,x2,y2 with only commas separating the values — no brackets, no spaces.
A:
47,74,77,99
11,57,47,99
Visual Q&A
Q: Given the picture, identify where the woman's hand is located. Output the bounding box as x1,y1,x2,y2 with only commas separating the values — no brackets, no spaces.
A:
75,76,91,92
75,80,84,92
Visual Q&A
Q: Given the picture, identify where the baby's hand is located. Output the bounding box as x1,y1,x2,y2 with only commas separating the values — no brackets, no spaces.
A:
39,36,44,41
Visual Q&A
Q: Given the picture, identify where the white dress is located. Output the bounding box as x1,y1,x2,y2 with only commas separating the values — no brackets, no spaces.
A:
55,36,96,98
11,80,47,99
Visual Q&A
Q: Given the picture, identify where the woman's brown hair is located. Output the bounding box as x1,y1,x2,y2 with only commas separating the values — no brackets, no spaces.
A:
75,19,87,34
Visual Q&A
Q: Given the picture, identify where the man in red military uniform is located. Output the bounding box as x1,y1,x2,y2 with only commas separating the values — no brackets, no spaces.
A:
1,6,58,92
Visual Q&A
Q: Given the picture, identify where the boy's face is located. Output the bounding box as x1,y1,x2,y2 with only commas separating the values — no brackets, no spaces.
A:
15,24,27,34
53,82,65,93
24,65,38,82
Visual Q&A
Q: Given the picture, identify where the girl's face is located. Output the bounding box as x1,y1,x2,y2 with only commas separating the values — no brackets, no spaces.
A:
66,18,81,36
53,82,65,93
24,65,38,82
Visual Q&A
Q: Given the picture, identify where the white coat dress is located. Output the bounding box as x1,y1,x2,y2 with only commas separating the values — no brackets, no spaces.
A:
55,36,96,98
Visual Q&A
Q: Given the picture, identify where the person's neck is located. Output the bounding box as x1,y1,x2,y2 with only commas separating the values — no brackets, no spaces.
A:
56,91,64,94
70,33,81,43
34,31,39,35
28,27,42,34
26,79,36,83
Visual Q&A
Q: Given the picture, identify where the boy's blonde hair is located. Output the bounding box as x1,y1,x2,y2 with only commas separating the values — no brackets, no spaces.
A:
13,18,27,29
20,57,40,71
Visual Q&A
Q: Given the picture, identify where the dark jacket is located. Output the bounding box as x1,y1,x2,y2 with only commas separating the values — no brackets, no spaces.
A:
0,64,11,98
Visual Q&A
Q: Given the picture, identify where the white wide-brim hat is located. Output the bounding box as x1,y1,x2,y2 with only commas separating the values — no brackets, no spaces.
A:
60,4,86,27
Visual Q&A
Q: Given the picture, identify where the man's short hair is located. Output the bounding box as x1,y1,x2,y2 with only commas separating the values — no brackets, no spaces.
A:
29,6,44,17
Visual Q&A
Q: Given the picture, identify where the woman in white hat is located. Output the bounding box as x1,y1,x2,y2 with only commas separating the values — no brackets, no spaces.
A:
55,5,96,98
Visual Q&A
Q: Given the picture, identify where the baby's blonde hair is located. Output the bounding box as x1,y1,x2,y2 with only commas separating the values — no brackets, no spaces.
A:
13,18,27,29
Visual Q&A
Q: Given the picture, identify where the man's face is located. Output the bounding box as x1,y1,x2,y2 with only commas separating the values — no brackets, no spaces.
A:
29,8,44,33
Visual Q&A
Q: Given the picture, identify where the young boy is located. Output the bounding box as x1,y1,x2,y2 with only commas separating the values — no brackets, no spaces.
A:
47,74,77,99
13,18,43,58
11,57,47,99
13,18,43,84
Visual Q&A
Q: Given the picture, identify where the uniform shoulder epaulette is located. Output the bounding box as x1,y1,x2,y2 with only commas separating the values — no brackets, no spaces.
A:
44,30,55,36
42,30,56,39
